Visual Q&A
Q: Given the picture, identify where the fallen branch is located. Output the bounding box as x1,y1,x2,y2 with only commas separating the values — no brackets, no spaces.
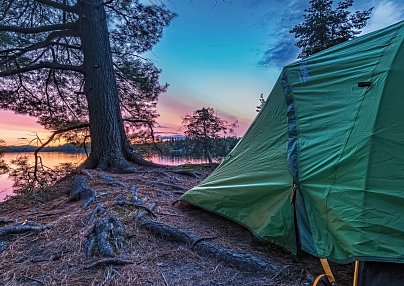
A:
83,257,133,269
0,223,50,237
141,221,280,274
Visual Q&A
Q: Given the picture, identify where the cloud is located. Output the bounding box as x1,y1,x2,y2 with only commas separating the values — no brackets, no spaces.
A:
259,37,299,68
258,0,306,68
361,1,404,34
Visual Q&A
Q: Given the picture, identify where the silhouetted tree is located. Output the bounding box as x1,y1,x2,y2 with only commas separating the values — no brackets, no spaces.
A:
291,0,372,58
182,107,238,163
0,0,175,172
0,139,8,174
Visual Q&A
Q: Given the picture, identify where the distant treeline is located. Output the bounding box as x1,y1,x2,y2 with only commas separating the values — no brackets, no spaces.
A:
5,143,86,154
137,137,240,158
5,138,241,158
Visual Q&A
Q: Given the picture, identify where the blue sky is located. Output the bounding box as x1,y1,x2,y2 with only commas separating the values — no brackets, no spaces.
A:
2,0,404,144
150,0,404,135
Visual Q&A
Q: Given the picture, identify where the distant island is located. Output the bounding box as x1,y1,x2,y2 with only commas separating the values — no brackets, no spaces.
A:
5,143,86,154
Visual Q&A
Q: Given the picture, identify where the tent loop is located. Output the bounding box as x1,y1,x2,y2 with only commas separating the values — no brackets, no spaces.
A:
313,258,336,286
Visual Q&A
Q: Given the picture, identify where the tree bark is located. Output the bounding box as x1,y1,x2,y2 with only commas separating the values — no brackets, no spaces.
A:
78,0,151,171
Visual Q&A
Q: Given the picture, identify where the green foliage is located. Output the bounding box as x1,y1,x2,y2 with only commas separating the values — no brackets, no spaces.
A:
181,107,238,163
137,137,240,159
291,0,373,58
182,108,237,139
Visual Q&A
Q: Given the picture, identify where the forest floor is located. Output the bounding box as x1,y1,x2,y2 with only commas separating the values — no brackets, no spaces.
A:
0,164,352,286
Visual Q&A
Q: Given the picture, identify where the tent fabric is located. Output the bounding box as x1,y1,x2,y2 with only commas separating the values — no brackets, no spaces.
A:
181,20,404,263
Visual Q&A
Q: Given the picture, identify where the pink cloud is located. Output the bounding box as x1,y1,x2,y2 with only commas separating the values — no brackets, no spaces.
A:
0,110,50,145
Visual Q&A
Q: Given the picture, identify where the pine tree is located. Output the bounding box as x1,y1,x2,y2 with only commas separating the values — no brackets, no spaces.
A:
182,108,238,163
290,0,373,58
0,1,175,172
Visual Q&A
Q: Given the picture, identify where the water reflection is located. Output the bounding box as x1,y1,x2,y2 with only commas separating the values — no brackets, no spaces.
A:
0,152,219,201
0,152,86,201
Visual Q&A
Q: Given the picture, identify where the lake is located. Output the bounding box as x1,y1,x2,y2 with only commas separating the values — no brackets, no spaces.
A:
0,152,214,202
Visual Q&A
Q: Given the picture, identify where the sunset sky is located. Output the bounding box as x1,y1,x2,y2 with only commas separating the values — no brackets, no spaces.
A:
1,0,403,145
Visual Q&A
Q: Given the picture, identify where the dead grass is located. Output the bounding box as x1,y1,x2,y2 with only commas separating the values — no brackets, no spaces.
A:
0,165,353,286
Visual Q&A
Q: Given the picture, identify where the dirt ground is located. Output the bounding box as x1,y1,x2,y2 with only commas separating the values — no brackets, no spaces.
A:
0,165,353,286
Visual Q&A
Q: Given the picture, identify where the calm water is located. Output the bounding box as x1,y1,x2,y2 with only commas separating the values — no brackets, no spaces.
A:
0,152,213,201
0,152,87,201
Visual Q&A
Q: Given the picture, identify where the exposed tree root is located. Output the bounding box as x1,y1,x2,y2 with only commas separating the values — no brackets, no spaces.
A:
131,188,148,206
85,214,125,258
87,203,105,226
68,175,96,208
129,189,157,221
140,221,281,274
125,147,162,168
134,203,157,222
83,257,133,269
115,194,127,206
98,155,138,174
80,169,94,180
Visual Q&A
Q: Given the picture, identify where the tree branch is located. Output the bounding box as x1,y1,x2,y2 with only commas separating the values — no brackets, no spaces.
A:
0,40,81,58
47,29,80,42
33,123,89,181
0,62,84,77
35,0,78,13
0,22,76,34
123,118,162,154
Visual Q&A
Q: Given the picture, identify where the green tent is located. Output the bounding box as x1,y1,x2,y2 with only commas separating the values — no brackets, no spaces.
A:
181,20,404,263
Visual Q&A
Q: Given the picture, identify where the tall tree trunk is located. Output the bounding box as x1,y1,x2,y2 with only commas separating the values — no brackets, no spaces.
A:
78,0,148,171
